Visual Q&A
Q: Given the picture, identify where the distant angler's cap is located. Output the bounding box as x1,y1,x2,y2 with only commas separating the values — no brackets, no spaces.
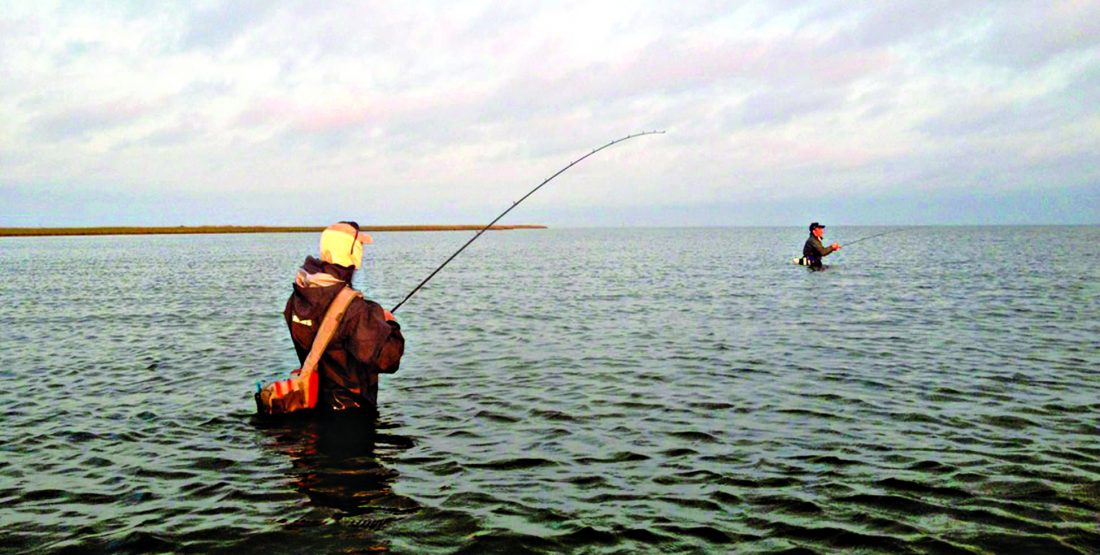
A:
319,221,372,268
809,222,825,231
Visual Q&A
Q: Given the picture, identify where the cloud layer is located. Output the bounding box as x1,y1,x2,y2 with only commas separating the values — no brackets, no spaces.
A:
2,1,1097,225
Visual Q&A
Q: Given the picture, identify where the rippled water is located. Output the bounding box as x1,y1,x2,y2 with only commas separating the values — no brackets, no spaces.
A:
1,227,1098,554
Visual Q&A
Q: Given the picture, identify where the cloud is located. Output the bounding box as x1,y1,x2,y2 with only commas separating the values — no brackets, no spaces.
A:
738,87,846,126
31,98,158,140
0,1,1096,226
180,0,278,50
830,1,979,48
979,1,1100,67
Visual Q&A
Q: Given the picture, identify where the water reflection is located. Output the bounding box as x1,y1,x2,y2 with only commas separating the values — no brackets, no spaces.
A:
254,413,418,532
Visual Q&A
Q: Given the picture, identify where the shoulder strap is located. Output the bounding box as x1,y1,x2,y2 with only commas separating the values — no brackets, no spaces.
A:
300,287,363,376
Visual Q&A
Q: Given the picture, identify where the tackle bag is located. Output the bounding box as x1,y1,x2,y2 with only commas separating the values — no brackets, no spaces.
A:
255,286,362,416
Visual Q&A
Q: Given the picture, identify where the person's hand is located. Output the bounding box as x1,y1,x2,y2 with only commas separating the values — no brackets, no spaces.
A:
383,309,396,322
831,242,840,250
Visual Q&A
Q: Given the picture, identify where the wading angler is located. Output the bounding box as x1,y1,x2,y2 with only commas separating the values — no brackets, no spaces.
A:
256,222,405,416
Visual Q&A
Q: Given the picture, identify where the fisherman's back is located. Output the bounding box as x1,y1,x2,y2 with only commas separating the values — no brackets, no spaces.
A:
284,264,404,413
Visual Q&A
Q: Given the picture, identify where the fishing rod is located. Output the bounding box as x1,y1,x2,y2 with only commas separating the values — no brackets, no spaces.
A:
842,227,911,248
390,130,666,313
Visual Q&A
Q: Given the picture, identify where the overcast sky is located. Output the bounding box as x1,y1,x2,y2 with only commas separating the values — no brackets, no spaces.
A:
2,1,1097,227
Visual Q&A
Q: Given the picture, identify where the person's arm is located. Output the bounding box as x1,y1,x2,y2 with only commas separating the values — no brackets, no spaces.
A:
812,238,837,257
346,300,405,374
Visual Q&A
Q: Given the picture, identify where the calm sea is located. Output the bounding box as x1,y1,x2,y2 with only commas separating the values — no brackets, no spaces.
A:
1,227,1097,554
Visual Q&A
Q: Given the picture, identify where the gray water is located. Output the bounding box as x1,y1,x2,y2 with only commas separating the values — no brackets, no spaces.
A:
1,227,1097,554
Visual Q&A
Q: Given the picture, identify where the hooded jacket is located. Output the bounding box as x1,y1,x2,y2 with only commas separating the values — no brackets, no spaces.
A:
283,256,404,413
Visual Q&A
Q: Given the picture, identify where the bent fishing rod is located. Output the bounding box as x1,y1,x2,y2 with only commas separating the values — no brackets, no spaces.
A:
390,130,665,313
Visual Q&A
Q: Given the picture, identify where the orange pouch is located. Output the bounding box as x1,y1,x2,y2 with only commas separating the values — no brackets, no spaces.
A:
255,370,319,415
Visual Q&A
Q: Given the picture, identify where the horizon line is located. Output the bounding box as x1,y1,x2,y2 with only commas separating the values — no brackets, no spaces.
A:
0,224,549,237
2,223,1096,238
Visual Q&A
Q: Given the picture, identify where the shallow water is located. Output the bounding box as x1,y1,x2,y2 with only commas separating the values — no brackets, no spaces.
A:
1,227,1098,554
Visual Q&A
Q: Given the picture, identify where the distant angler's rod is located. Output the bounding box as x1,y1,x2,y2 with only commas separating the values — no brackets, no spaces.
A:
843,227,911,248
390,130,666,313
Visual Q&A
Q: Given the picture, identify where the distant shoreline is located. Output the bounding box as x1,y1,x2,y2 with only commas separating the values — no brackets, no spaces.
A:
0,224,547,237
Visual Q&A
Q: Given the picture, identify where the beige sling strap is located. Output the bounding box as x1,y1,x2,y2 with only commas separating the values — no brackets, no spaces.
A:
299,286,363,379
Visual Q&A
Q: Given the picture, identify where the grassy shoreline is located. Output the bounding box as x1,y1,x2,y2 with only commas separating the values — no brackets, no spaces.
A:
0,224,547,237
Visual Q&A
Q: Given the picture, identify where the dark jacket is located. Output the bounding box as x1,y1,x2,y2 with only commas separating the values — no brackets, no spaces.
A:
283,256,404,413
802,235,836,269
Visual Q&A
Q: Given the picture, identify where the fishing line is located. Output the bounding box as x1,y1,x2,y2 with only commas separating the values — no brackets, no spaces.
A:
390,130,665,313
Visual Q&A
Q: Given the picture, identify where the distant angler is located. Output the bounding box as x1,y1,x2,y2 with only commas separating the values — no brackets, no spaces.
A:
795,222,840,270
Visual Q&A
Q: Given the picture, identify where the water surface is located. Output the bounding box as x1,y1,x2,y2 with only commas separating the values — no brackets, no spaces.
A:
1,227,1097,553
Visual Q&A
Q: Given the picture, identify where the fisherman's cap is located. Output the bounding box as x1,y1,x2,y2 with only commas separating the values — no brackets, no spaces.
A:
319,221,373,268
809,222,825,231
